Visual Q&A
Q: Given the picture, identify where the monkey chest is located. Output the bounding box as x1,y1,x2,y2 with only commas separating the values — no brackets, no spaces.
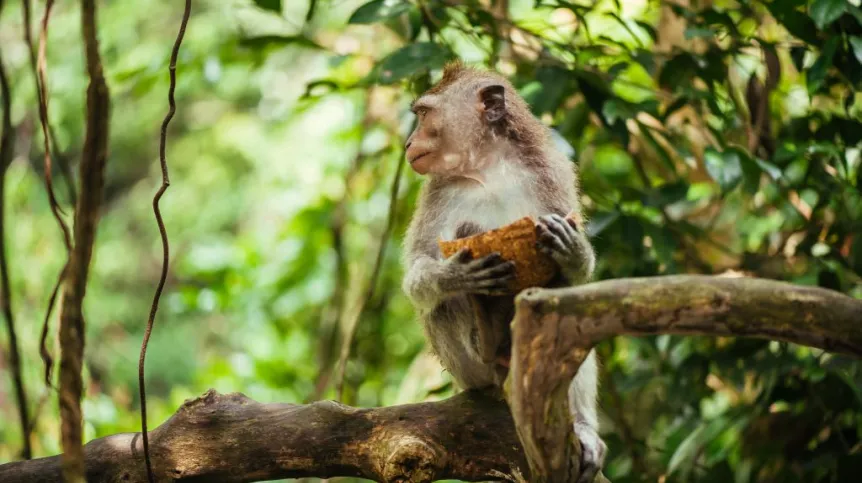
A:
438,179,539,241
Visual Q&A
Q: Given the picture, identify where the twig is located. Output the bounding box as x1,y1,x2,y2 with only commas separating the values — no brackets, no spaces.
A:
0,21,33,460
138,2,191,481
33,0,73,398
36,0,71,249
38,272,63,387
23,0,77,207
333,150,407,401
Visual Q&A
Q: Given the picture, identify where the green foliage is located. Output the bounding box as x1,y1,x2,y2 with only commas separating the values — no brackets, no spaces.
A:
0,0,861,482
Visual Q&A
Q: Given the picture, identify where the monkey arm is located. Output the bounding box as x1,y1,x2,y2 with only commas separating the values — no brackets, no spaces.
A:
402,255,449,311
403,252,517,311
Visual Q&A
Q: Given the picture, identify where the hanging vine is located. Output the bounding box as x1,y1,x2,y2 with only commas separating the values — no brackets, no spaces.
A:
55,0,112,480
0,0,32,460
138,1,192,481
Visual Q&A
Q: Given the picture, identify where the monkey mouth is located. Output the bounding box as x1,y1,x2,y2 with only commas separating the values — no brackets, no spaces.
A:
409,152,431,164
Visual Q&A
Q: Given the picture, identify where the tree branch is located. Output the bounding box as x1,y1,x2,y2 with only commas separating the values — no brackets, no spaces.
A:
507,274,862,482
1,275,859,482
0,390,528,483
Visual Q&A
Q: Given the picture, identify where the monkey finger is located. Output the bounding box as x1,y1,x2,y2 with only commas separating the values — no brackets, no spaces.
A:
566,216,582,233
541,214,576,247
449,248,473,264
471,277,515,293
537,226,566,255
537,230,568,254
472,281,512,297
469,252,507,270
473,260,516,278
473,286,514,296
536,242,554,257
557,215,581,240
470,272,515,290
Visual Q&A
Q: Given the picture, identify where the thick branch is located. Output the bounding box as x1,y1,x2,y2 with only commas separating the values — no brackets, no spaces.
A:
518,274,862,355
0,390,528,483
507,274,862,483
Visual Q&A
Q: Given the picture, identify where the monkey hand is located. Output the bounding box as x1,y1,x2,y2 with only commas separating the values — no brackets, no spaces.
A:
574,422,608,483
536,214,595,285
437,248,516,296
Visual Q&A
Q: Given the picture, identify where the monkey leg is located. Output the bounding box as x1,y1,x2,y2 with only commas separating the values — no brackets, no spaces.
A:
469,295,499,364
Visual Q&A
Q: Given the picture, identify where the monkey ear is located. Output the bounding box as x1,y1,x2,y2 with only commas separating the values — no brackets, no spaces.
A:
479,84,506,124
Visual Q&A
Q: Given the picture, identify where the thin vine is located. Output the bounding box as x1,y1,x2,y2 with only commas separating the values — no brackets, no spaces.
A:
33,0,72,395
138,1,192,481
0,1,32,459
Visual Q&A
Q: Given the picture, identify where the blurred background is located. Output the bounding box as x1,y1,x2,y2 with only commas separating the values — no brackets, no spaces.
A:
0,0,861,481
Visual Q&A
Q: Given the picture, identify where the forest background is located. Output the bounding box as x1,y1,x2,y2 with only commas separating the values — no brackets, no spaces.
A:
0,0,861,482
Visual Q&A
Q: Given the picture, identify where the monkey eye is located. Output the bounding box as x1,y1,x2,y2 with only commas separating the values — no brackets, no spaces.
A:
412,104,430,118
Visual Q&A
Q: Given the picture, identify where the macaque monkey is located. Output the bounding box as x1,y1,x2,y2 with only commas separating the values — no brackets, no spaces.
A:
401,61,606,482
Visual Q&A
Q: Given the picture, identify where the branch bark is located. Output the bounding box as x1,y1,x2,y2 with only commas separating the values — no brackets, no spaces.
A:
1,275,859,482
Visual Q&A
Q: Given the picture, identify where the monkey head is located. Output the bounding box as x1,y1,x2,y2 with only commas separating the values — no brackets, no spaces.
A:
404,61,546,176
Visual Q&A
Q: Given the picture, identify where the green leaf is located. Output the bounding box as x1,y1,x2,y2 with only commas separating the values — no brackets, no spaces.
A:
636,121,678,175
253,0,281,12
738,149,763,194
754,158,783,180
574,69,613,120
790,46,808,71
850,37,862,64
668,418,730,476
635,20,658,42
559,102,590,141
684,26,715,39
810,0,846,29
371,42,452,85
602,99,637,124
586,211,620,237
807,36,839,94
766,1,819,44
704,147,743,193
658,53,698,90
526,66,576,115
594,144,635,181
645,224,678,270
239,35,324,51
632,50,656,75
349,0,413,24
700,8,740,36
643,180,690,207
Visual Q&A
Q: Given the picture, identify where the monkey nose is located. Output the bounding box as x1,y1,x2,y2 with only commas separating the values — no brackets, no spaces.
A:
405,140,412,149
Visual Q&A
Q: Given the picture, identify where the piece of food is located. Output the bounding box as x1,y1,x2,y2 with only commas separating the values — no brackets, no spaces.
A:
438,216,559,293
